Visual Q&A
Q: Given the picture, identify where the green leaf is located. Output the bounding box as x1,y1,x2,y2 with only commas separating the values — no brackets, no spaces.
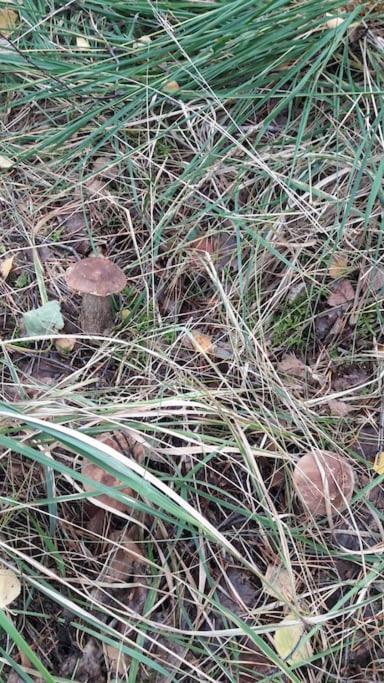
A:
23,300,64,336
273,613,313,665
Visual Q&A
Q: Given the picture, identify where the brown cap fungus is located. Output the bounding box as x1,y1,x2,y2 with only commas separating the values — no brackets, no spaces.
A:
65,257,126,297
293,450,355,517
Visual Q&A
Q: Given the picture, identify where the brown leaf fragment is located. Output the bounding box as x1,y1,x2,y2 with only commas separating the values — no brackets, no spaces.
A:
332,365,369,392
327,279,355,307
351,424,378,461
59,639,103,682
0,255,14,280
328,254,349,279
93,156,118,179
278,354,307,378
360,265,384,294
327,399,353,417
217,566,258,615
105,641,130,676
238,637,276,682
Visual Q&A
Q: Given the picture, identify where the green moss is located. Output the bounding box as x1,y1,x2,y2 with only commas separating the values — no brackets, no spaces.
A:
270,295,312,351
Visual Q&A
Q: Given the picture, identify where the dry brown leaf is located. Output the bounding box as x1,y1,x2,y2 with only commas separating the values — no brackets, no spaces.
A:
278,354,307,378
0,255,14,280
328,254,348,279
106,530,146,582
164,80,180,92
60,639,103,681
264,564,295,602
0,8,18,36
184,330,215,354
327,279,355,306
360,266,384,293
327,399,352,417
93,156,118,178
104,643,130,676
55,336,76,354
332,365,369,392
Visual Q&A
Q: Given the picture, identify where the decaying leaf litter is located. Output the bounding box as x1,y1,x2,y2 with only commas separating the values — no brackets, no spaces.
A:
1,1,384,681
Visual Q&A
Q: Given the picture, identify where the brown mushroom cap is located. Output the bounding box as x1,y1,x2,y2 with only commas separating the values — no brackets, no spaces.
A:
293,450,355,517
65,256,127,297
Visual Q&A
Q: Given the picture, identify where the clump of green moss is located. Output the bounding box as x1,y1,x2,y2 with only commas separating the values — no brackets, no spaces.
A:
270,295,312,351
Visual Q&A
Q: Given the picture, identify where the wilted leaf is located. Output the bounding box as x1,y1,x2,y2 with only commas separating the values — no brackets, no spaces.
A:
0,255,14,280
373,452,384,476
0,8,18,36
0,154,13,169
273,614,313,664
327,279,354,307
264,564,295,602
328,254,348,279
0,565,21,608
327,399,353,417
278,354,307,378
23,300,64,336
332,365,369,392
93,156,117,179
360,266,384,294
55,336,76,354
325,16,345,29
60,639,102,680
184,330,215,355
76,36,90,50
104,643,130,676
164,80,180,93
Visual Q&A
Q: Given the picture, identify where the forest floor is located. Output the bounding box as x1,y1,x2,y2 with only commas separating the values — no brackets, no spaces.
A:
0,1,384,682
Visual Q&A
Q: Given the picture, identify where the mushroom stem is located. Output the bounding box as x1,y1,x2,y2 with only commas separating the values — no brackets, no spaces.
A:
80,293,114,334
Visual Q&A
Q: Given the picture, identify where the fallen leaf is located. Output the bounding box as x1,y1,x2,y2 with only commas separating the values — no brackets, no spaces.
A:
55,336,76,354
327,399,353,417
273,613,313,664
328,254,348,279
325,16,345,29
164,80,180,93
76,36,90,50
106,530,146,582
0,8,18,36
351,424,379,462
184,330,215,355
188,234,236,271
60,639,103,680
238,637,276,682
217,566,258,616
332,365,369,392
93,156,117,179
278,354,307,378
264,564,295,602
0,255,14,280
104,642,130,676
327,279,354,307
0,154,13,169
360,266,384,293
373,452,384,475
132,35,151,49
0,565,21,608
23,300,64,336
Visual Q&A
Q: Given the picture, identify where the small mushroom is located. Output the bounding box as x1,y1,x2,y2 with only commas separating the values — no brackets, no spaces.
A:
293,450,355,517
65,256,126,334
